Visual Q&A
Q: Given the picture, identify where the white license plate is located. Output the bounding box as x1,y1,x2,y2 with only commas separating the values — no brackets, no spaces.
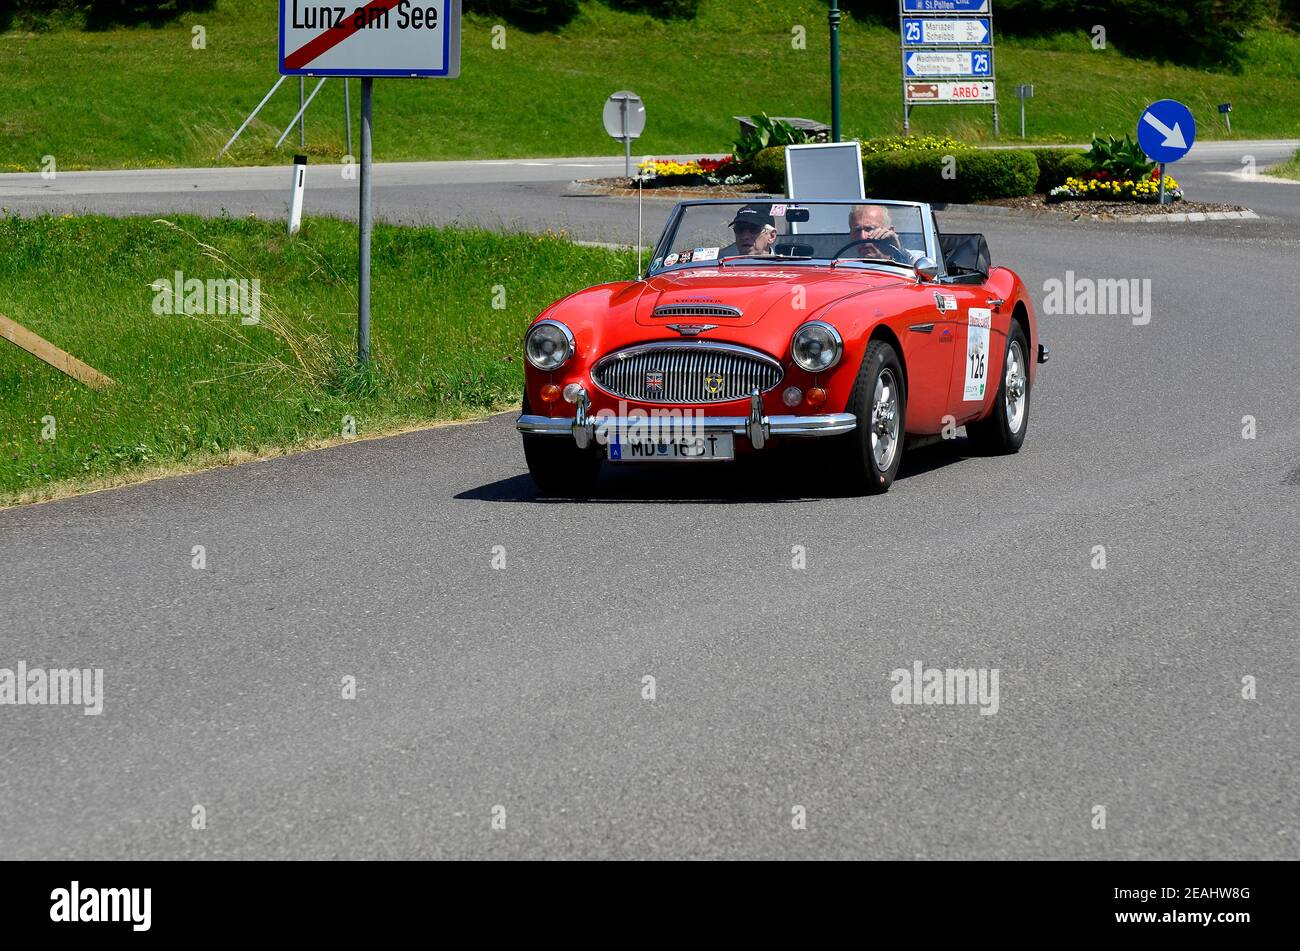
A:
607,432,734,462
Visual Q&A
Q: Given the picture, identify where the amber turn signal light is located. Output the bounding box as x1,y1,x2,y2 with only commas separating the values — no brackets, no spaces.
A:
540,384,562,403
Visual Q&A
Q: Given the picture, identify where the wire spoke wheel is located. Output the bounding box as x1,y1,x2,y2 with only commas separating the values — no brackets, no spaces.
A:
1005,340,1027,435
870,368,900,471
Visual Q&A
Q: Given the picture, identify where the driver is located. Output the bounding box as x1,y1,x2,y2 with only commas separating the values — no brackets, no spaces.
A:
720,204,778,257
846,205,915,263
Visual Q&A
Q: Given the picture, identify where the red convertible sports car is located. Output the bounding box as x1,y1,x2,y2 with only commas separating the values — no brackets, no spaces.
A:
517,199,1046,495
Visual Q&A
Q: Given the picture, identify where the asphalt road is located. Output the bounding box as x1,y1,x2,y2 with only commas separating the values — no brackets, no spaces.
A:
1,141,1297,242
1,161,1298,859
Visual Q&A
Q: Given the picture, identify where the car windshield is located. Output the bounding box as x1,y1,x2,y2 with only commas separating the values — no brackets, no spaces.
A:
649,200,929,272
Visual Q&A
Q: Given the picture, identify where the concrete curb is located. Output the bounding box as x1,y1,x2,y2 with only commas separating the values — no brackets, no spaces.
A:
938,202,1260,223
1126,209,1260,223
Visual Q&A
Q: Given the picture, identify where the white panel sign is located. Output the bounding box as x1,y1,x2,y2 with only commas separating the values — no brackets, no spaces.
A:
279,0,462,77
906,80,996,103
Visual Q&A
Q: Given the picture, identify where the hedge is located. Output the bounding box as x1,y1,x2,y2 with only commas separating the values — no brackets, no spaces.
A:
752,146,1040,203
863,150,1038,203
1031,149,1092,191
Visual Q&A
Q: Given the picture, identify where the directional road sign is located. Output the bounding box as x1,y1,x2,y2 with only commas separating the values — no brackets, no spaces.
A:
902,0,990,11
902,17,991,45
906,80,995,102
905,49,993,77
1137,99,1196,164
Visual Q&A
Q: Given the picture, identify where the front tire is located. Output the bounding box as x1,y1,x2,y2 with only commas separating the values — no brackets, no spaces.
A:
521,394,601,496
834,339,907,494
966,322,1030,455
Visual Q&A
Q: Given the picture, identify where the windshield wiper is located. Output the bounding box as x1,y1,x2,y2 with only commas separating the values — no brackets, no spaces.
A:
830,256,908,269
718,254,813,266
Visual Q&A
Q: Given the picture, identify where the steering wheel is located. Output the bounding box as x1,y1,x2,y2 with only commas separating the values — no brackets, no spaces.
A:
830,237,912,264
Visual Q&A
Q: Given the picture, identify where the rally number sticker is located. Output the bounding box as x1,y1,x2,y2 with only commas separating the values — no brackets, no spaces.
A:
963,307,992,401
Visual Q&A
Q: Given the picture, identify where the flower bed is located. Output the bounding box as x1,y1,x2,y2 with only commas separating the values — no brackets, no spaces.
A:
637,156,753,187
1048,170,1182,204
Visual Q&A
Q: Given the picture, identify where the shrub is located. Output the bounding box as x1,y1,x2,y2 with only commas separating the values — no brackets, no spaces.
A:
860,134,976,156
465,0,580,32
3,0,215,31
602,0,700,17
750,146,1038,203
862,150,1038,203
733,114,815,166
1084,133,1155,179
1031,149,1091,191
752,146,787,192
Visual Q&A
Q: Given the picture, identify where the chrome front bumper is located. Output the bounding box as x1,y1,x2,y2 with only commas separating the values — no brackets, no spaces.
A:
517,389,857,450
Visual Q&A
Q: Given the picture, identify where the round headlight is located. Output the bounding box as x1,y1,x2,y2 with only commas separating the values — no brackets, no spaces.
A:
791,321,843,373
525,320,575,371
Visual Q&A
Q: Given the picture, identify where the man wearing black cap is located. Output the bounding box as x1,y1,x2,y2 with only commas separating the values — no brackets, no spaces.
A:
720,204,779,257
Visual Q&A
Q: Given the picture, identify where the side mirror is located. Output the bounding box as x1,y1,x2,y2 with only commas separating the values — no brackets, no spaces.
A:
914,256,939,282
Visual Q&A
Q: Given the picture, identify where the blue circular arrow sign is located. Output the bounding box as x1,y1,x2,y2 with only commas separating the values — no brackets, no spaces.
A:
1138,100,1197,164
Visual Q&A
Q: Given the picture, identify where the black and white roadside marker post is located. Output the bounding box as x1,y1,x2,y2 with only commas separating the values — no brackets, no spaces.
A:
288,155,307,236
279,0,462,365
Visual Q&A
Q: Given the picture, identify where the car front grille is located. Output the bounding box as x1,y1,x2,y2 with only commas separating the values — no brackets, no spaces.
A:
651,304,743,319
592,343,783,404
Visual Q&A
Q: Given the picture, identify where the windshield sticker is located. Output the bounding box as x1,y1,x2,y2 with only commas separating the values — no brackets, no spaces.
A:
677,250,694,264
664,252,680,266
771,204,787,218
692,247,719,262
963,308,992,402
651,257,663,270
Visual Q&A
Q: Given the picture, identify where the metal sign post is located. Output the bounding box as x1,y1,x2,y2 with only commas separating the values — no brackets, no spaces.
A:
603,91,646,178
829,0,842,142
279,0,462,364
358,78,373,361
1137,99,1196,206
1218,102,1232,133
899,0,996,135
1015,84,1033,139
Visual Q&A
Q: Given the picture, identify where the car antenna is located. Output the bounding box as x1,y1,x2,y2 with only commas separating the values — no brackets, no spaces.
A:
636,170,644,280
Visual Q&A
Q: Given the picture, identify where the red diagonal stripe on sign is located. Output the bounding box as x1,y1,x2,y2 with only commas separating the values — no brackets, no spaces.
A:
284,0,407,70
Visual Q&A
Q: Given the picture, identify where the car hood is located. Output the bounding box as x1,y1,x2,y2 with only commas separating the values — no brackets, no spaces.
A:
630,266,910,329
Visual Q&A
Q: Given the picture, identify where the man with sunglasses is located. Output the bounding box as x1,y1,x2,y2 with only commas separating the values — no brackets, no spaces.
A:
720,204,779,258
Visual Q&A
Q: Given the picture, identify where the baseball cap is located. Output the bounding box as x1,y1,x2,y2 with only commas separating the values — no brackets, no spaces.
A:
728,204,776,230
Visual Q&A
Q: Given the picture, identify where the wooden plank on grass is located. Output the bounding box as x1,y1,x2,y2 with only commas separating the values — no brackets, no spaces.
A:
0,313,117,389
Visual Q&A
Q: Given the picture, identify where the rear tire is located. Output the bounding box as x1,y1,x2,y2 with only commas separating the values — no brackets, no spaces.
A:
521,394,601,496
833,339,907,495
967,321,1030,455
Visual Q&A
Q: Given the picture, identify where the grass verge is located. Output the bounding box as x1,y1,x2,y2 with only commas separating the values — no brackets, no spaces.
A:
1263,148,1300,179
0,214,633,506
0,0,1297,172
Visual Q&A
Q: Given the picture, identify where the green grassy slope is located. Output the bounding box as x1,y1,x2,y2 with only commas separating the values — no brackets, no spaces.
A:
1,0,1298,172
0,214,632,501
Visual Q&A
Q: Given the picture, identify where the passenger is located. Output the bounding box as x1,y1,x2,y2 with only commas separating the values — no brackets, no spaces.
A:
721,204,778,257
